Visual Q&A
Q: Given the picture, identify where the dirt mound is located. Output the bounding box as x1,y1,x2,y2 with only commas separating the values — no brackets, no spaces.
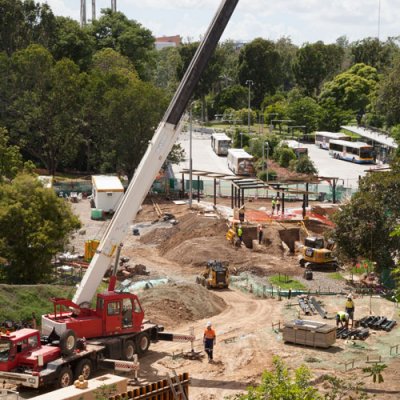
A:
139,283,227,329
157,213,227,255
140,227,172,246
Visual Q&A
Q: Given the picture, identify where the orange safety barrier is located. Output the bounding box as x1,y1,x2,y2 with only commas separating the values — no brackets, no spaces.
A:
108,372,190,400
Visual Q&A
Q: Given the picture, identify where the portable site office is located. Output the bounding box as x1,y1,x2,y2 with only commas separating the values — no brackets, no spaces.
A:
91,175,124,213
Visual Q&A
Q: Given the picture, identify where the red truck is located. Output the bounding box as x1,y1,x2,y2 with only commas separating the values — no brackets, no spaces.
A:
0,0,239,390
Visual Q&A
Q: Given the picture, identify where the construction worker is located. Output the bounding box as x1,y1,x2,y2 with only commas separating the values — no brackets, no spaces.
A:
345,294,355,327
271,198,276,215
276,196,281,214
237,225,243,244
336,311,349,328
238,206,245,223
203,321,216,362
257,224,263,244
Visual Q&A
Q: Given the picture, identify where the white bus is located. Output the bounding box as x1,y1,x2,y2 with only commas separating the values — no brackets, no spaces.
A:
211,133,232,156
329,140,374,164
227,149,255,176
282,140,308,158
315,131,351,150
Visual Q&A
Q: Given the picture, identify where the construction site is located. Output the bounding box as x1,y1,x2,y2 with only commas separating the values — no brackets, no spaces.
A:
16,195,395,400
1,1,399,399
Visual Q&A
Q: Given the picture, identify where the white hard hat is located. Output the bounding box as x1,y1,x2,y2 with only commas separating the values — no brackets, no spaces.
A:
206,321,212,327
347,294,353,299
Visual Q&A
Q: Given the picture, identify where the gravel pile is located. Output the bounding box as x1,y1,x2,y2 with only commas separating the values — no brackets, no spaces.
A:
295,271,352,294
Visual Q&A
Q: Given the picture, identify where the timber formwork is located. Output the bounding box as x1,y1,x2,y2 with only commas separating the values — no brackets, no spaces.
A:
108,372,190,400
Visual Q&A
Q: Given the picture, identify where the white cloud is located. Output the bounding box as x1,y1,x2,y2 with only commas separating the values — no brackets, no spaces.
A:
40,0,400,44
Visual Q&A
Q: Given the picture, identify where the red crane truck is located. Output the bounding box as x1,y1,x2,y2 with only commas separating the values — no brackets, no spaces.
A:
0,0,239,390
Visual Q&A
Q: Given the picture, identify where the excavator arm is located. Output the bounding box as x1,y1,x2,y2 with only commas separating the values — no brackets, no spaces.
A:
73,0,240,306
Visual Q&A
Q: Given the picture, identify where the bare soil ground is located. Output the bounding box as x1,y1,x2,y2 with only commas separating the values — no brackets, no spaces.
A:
60,198,400,399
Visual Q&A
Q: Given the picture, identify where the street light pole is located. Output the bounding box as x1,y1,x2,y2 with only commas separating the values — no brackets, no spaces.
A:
189,105,193,208
266,141,269,183
245,80,254,136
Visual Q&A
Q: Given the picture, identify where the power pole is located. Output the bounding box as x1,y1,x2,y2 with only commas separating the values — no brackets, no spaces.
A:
80,0,86,27
92,0,96,21
111,0,117,12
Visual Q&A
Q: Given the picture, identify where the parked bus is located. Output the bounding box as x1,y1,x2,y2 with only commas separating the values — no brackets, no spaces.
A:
282,140,308,158
211,133,232,156
315,131,351,150
329,140,374,163
227,149,255,175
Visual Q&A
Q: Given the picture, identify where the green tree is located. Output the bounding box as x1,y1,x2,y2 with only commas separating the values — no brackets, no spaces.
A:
153,46,181,95
8,45,84,175
49,16,95,69
376,57,400,126
290,155,318,175
319,63,379,122
218,40,240,86
0,127,24,181
287,97,322,133
274,146,297,168
89,9,155,80
362,363,387,384
351,37,398,72
275,37,298,91
332,160,400,269
293,41,344,96
177,42,224,122
103,79,167,180
214,85,247,114
236,356,320,400
0,174,80,283
318,98,352,131
238,38,283,108
0,0,56,55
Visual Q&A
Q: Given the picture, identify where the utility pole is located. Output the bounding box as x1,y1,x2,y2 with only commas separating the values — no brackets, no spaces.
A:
189,104,194,208
111,0,117,12
245,80,254,135
80,0,86,27
92,0,96,21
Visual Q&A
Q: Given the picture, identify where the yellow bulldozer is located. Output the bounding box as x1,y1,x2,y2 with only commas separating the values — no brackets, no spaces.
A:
196,260,230,289
298,221,338,269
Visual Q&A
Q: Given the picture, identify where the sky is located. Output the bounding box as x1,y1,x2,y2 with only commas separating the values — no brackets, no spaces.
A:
40,0,399,45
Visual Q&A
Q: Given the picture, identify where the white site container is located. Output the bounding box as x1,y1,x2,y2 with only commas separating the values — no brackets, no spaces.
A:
92,175,124,213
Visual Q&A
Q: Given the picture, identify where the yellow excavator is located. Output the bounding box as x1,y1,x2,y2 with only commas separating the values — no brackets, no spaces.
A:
298,221,338,269
196,260,230,289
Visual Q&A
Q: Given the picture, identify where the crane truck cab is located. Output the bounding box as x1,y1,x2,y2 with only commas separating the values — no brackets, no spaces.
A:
0,329,60,388
40,290,158,355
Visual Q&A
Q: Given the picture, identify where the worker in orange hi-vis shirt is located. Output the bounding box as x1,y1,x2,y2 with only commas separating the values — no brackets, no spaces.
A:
203,321,216,363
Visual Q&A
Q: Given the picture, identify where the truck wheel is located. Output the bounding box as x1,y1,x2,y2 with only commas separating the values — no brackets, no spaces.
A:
136,333,150,356
299,259,305,268
60,329,77,356
74,359,93,380
57,367,73,388
123,340,135,360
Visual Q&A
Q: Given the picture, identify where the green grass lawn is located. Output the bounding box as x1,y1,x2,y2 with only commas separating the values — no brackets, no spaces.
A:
268,274,307,290
0,284,76,323
328,272,344,280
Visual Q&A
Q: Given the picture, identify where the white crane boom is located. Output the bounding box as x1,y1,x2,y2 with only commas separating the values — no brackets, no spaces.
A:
73,0,239,306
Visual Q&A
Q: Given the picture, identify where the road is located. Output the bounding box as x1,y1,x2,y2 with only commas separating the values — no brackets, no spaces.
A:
173,130,386,189
172,129,233,176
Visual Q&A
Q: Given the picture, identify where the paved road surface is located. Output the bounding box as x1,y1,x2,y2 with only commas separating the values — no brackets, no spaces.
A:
173,130,387,190
172,130,233,176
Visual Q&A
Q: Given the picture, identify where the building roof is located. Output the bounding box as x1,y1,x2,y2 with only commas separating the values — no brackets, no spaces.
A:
155,35,181,50
92,175,124,192
341,125,398,149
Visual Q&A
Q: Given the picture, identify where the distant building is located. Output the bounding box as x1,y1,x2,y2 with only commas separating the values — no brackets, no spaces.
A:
155,35,181,50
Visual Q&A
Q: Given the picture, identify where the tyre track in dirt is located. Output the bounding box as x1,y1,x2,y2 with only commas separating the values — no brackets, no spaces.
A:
140,288,277,399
